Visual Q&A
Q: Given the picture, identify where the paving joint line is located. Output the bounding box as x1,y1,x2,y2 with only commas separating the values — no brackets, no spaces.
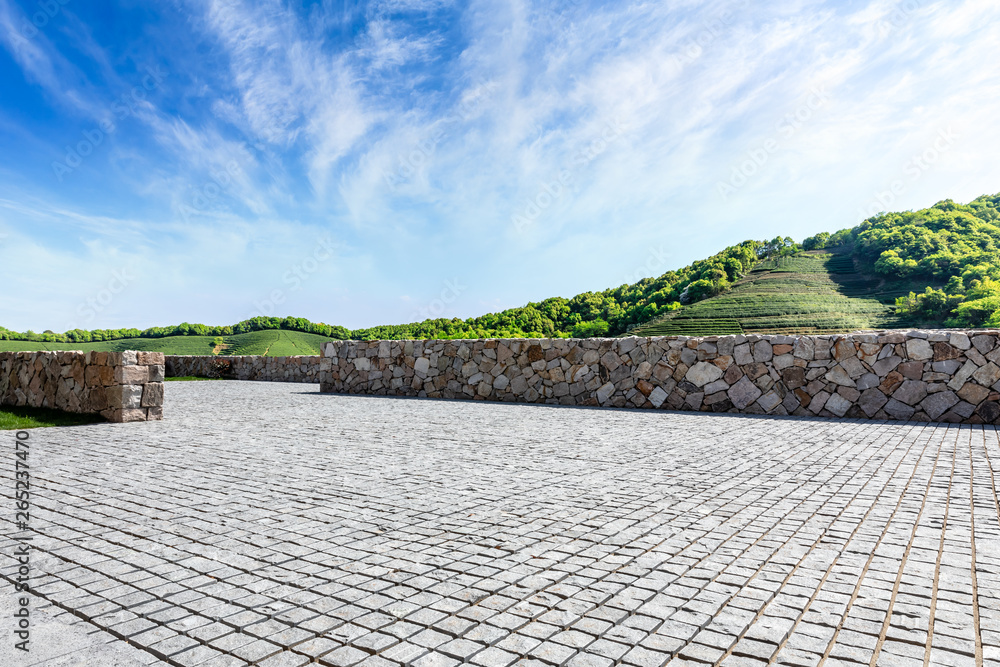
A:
816,422,942,666
705,422,928,665
868,424,956,667
760,422,928,665
922,425,961,667
638,422,892,662
966,426,984,667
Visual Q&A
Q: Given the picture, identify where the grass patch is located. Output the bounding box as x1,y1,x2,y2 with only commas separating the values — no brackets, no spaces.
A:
0,405,105,430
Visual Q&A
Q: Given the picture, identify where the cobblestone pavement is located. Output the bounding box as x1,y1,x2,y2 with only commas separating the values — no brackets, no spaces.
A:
2,381,999,667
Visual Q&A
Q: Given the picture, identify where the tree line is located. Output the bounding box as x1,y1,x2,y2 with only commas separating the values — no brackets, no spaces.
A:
1,236,799,342
0,317,351,344
350,237,796,339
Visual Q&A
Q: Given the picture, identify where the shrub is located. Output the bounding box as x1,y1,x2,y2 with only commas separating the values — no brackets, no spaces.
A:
572,320,609,338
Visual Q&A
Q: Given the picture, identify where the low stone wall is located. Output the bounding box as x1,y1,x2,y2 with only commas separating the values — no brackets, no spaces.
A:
165,355,320,382
319,332,1000,424
0,351,164,422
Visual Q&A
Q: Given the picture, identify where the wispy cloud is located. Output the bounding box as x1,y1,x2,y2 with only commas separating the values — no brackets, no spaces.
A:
0,0,999,331
0,0,106,119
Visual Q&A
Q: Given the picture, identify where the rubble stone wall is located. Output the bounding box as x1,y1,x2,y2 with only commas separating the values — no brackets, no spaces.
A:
0,351,164,423
319,331,1000,424
165,355,320,383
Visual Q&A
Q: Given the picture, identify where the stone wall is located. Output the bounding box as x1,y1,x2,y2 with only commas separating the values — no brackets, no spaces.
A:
0,351,164,423
319,331,1000,424
165,355,320,383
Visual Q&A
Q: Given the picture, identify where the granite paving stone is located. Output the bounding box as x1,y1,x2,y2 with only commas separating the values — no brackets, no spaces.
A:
2,381,1000,666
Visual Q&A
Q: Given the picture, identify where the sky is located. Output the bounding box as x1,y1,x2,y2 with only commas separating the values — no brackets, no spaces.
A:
0,0,999,333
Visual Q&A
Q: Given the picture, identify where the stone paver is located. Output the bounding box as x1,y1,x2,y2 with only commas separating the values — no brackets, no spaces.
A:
2,381,999,666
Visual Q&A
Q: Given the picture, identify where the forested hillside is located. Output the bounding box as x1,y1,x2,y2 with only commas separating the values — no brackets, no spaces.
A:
349,238,797,339
807,193,1000,328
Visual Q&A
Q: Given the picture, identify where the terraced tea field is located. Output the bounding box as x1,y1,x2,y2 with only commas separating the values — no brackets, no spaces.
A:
0,330,333,356
223,329,331,356
631,250,913,336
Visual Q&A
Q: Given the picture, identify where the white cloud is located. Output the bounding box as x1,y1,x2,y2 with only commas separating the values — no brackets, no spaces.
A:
2,0,1000,331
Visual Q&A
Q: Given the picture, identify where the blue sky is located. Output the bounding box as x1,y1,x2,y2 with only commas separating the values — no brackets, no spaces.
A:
1,0,999,332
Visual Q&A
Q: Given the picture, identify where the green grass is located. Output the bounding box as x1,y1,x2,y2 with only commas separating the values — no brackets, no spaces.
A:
0,335,218,354
632,249,927,337
223,330,330,356
0,330,333,356
0,405,105,430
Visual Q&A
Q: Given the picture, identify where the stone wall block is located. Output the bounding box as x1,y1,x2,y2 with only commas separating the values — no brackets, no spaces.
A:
893,380,928,406
972,362,1000,387
905,338,934,361
107,384,143,409
137,352,165,366
141,382,165,408
115,365,150,384
920,391,959,420
2,351,162,423
898,361,924,380
949,332,971,350
972,335,996,354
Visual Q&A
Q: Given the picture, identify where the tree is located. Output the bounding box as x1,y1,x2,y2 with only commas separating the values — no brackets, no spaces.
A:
802,232,830,250
723,258,742,281
684,279,715,303
572,320,609,338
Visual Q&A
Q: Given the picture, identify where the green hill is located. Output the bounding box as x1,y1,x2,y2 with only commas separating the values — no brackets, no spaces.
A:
631,249,922,336
0,330,331,356
630,192,1000,336
224,330,330,355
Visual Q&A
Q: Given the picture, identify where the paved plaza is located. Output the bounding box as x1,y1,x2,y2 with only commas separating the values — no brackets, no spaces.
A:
2,381,999,667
